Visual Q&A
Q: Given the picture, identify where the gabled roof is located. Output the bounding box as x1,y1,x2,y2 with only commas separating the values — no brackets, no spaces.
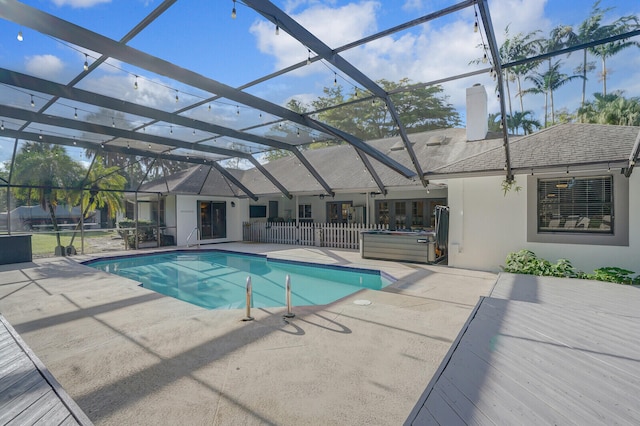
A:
140,123,639,197
428,123,640,178
141,127,506,196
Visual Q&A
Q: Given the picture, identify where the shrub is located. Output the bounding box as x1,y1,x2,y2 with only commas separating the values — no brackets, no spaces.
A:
503,249,579,278
587,267,640,285
502,250,639,284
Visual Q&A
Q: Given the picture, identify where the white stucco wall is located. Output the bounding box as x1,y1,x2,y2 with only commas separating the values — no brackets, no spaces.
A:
175,195,249,246
447,173,640,274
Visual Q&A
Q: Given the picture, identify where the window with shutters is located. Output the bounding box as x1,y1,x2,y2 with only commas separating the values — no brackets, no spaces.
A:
537,176,613,234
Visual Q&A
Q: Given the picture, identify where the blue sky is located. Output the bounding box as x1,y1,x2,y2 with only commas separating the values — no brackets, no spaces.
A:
0,0,639,165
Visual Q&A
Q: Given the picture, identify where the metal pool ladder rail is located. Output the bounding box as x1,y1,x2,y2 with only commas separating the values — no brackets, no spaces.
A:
186,226,199,247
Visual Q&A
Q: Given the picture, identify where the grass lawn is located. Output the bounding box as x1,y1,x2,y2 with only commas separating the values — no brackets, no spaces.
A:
30,230,117,256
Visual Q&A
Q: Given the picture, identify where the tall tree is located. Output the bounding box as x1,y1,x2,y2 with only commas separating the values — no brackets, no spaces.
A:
525,60,582,126
10,143,84,253
312,78,460,140
507,110,542,135
575,1,610,108
66,157,127,249
493,26,542,115
589,13,640,96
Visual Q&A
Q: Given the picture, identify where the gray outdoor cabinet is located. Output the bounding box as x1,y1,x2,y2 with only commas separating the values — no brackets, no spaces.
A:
0,234,33,264
360,230,436,264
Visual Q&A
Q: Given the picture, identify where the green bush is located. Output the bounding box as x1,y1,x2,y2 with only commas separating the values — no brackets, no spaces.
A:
503,249,580,278
503,249,639,284
588,267,640,285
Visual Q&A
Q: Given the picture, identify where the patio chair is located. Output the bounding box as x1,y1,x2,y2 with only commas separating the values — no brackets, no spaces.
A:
576,217,590,229
564,216,578,228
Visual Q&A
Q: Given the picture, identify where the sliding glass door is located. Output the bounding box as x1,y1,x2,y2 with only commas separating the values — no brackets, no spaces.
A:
198,201,226,239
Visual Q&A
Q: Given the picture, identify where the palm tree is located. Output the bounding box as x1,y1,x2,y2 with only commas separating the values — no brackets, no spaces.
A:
10,143,84,254
508,111,542,135
525,60,582,126
575,1,610,108
498,28,543,114
589,13,640,96
66,157,127,250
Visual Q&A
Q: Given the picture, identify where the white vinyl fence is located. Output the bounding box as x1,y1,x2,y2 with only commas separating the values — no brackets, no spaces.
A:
242,222,389,249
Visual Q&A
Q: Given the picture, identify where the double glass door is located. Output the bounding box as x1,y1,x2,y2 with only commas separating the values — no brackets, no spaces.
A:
199,201,226,239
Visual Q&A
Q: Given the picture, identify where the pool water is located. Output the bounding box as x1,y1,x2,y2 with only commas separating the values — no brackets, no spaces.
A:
84,250,393,310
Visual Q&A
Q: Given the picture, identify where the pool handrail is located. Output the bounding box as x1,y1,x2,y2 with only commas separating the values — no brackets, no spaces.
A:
186,226,199,247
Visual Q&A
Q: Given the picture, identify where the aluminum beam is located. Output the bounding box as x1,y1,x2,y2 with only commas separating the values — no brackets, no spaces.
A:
209,163,258,201
243,0,424,182
0,128,258,199
0,68,322,194
0,0,415,179
246,157,293,199
477,0,513,181
625,129,640,178
0,104,239,159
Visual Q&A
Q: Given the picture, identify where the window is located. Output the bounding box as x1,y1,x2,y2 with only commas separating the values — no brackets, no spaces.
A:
538,176,612,233
298,204,312,219
375,198,446,230
198,201,226,239
326,201,352,223
250,205,267,218
527,174,628,246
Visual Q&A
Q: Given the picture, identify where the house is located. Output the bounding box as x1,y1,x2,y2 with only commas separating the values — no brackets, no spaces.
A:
136,86,640,274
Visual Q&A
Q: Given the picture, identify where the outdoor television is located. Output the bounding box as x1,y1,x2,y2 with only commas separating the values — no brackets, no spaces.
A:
250,205,267,218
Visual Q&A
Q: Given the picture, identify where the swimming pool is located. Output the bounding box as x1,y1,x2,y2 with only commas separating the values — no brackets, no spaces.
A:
84,250,394,310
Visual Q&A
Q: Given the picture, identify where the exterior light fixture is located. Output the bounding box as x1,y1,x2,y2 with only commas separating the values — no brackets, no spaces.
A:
84,54,89,71
231,0,236,18
17,31,23,42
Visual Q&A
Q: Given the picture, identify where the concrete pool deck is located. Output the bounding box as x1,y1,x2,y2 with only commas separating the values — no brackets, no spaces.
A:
0,243,497,425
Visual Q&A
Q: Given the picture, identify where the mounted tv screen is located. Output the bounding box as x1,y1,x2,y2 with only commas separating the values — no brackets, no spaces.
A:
250,205,267,218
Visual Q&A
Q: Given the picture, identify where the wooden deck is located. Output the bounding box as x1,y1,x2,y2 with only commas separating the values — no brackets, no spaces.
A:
406,273,640,425
0,315,92,426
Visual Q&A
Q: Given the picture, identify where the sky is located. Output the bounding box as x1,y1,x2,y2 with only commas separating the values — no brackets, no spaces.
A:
0,0,639,166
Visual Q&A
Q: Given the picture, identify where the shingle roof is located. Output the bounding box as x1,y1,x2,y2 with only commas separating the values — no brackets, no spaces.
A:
428,123,640,177
140,123,640,196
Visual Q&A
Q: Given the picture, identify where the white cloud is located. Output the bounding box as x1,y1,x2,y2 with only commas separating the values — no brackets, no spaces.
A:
402,0,424,13
51,0,111,8
25,54,65,79
250,1,380,73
